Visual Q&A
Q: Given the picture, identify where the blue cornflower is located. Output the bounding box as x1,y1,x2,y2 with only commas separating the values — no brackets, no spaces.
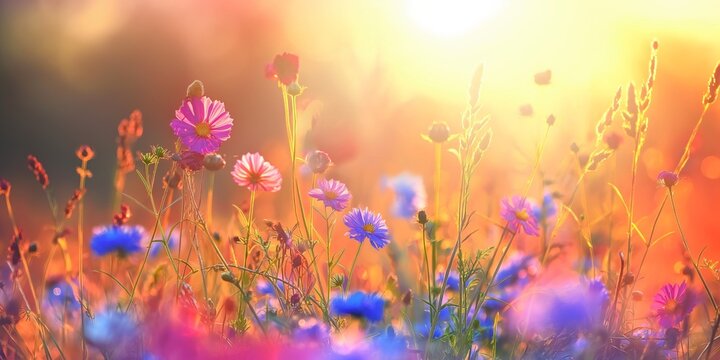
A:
44,277,80,311
343,207,391,249
256,279,285,297
330,292,385,322
383,173,427,219
494,254,538,289
90,225,145,256
437,271,468,291
83,310,138,352
293,318,329,342
150,233,177,258
415,307,453,339
530,192,557,222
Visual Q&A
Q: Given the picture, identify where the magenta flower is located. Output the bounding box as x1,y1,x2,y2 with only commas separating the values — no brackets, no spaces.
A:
266,53,299,85
231,153,282,192
500,196,540,236
170,96,234,155
652,282,696,328
309,178,351,211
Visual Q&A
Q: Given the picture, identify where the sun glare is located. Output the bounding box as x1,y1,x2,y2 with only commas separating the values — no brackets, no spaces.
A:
406,0,502,37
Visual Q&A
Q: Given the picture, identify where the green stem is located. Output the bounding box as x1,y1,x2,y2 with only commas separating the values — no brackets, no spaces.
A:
347,241,364,292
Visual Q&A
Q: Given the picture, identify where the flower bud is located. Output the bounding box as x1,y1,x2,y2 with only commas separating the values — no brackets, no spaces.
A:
546,114,556,126
631,290,643,301
0,179,10,196
428,122,450,143
221,271,236,284
203,153,226,171
657,171,679,188
402,289,412,306
622,272,635,286
76,145,95,162
417,210,428,225
287,82,304,96
186,80,205,98
306,150,332,174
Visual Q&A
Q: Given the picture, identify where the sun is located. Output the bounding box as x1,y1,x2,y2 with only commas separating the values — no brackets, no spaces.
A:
406,0,503,37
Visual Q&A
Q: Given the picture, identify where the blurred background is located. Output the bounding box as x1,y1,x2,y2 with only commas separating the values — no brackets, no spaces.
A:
1,0,720,308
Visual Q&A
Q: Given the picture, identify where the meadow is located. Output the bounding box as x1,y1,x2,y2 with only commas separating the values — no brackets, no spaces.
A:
2,1,720,359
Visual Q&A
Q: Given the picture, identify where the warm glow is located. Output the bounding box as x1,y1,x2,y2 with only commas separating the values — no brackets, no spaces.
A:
407,0,503,37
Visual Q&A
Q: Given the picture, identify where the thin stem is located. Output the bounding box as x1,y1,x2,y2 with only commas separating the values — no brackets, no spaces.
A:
347,241,364,292
668,189,718,311
243,190,257,271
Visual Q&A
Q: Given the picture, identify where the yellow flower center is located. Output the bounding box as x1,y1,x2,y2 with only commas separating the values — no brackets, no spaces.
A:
515,209,530,221
195,122,211,138
363,224,375,233
324,191,338,200
665,299,678,312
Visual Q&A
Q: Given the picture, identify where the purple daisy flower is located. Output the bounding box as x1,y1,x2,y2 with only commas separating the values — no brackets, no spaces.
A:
500,196,540,236
309,178,352,211
170,96,233,154
652,282,696,328
343,207,390,249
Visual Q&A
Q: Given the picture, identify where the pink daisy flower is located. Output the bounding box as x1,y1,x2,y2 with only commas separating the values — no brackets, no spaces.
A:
170,96,233,155
231,153,282,192
309,178,352,211
500,196,540,236
652,282,696,328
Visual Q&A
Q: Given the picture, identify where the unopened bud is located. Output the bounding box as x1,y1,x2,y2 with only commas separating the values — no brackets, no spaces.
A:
186,80,205,98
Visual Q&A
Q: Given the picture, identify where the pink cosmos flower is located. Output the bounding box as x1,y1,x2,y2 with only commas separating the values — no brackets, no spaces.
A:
500,196,540,236
652,282,696,328
231,153,282,192
309,178,352,211
170,96,233,155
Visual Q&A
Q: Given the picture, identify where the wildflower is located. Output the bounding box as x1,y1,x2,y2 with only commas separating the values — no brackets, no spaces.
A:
170,95,234,155
150,233,177,258
500,196,540,236
330,291,385,322
27,155,49,189
266,52,299,85
427,122,450,143
84,310,138,352
44,277,80,311
437,271,464,291
113,204,132,226
163,168,183,189
178,150,204,171
383,173,427,219
415,307,452,338
344,207,391,249
256,280,284,297
305,150,332,174
287,82,305,96
203,153,226,171
657,171,679,188
703,62,720,105
293,318,329,342
309,178,351,211
90,225,145,256
529,192,557,222
652,282,696,328
231,153,282,192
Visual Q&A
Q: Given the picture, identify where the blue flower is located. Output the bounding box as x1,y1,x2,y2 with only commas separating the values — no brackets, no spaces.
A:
494,254,537,289
530,192,557,222
256,279,284,297
383,173,427,219
330,292,385,322
90,225,145,256
150,233,177,258
415,307,452,339
83,310,138,352
343,208,391,249
437,271,466,291
293,318,329,342
44,277,80,311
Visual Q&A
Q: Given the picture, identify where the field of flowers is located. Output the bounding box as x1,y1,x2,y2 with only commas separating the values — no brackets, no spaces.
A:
2,2,720,359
